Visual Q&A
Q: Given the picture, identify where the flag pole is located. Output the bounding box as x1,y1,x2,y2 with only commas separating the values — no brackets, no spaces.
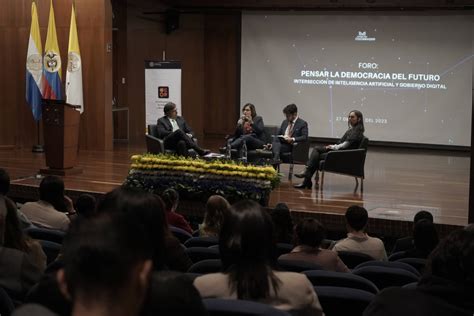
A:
32,121,44,153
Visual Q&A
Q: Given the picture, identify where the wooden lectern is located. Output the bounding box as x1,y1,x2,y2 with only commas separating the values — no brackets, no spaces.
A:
40,100,83,175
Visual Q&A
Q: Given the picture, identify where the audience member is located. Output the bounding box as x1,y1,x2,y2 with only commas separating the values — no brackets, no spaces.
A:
403,219,439,259
56,213,153,316
141,271,208,316
270,202,294,244
98,187,192,272
194,200,324,315
161,188,193,235
391,210,434,253
74,194,97,219
0,168,32,229
4,196,47,271
198,195,230,238
279,218,349,272
364,227,474,316
0,196,43,299
333,205,387,261
21,176,72,231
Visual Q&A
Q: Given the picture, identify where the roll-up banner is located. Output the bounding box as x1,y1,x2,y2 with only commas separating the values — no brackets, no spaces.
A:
144,61,182,129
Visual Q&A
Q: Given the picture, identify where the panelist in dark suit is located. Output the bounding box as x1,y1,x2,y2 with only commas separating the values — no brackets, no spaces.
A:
229,103,266,152
271,103,309,161
157,102,209,157
294,110,365,189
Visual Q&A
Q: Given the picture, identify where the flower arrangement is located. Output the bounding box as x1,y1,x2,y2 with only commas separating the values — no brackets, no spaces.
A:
124,153,280,205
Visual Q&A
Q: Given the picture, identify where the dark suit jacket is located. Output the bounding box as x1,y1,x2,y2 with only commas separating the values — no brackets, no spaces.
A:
157,116,193,139
233,115,265,141
278,117,309,143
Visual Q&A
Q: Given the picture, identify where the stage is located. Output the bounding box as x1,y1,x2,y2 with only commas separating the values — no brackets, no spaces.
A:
1,141,469,238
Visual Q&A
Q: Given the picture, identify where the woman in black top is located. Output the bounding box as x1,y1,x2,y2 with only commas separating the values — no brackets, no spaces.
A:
229,103,266,152
294,110,365,189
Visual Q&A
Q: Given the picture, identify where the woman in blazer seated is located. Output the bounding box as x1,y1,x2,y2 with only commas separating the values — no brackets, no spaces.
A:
193,200,324,315
227,103,266,154
294,109,365,189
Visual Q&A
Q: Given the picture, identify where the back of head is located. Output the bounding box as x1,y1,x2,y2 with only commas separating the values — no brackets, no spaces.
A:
271,203,293,243
75,194,97,219
161,189,179,212
61,212,152,305
295,218,325,248
204,195,230,233
424,228,474,287
97,187,168,268
414,210,434,224
143,272,207,316
345,205,368,232
0,168,10,195
283,103,297,115
413,219,439,255
219,200,279,300
39,176,67,212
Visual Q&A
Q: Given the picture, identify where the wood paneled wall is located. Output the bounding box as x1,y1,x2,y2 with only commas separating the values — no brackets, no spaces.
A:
0,0,113,151
122,10,240,144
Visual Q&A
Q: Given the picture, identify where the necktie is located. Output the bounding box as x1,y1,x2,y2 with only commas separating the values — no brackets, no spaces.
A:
288,121,294,136
170,119,179,132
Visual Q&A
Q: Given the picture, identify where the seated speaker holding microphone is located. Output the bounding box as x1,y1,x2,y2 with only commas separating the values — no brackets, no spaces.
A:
226,103,266,156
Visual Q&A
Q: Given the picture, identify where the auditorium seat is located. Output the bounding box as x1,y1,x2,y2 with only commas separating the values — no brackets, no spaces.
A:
277,259,323,272
336,251,374,269
352,266,420,290
169,225,193,244
302,270,379,294
319,136,369,191
25,227,65,244
354,260,420,277
184,236,218,248
314,286,374,316
184,247,220,263
188,259,222,274
203,298,291,316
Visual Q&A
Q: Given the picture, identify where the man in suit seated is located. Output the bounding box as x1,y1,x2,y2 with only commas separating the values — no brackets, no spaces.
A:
157,102,209,157
271,103,308,161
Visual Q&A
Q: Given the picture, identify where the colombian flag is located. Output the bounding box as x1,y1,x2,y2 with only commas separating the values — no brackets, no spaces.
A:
42,0,62,100
65,3,83,113
25,2,43,121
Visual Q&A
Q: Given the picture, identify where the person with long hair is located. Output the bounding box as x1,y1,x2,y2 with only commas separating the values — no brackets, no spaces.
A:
161,188,193,235
194,200,323,315
198,195,230,238
20,176,73,231
294,109,365,189
229,103,266,153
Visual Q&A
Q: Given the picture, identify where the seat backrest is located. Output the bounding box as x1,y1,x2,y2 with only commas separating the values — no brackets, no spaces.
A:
302,270,379,294
275,243,293,257
396,258,427,275
39,240,62,265
148,124,160,138
169,225,193,244
188,259,223,274
314,286,375,316
25,227,65,244
184,236,219,248
352,266,420,290
336,251,375,269
203,298,291,316
277,259,323,272
184,247,220,263
354,260,420,277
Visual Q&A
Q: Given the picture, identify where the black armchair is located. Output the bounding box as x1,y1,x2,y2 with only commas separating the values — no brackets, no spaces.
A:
319,137,368,191
280,137,310,180
145,124,197,156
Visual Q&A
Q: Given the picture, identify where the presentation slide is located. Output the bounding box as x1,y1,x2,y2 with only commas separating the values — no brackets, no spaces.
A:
241,13,473,146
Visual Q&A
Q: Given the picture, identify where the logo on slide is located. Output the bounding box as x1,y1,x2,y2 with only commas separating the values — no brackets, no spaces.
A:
355,31,376,42
158,86,169,98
